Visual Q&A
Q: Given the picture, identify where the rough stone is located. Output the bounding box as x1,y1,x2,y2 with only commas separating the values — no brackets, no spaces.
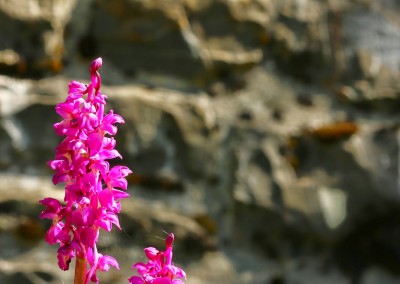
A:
0,0,400,283
362,267,400,284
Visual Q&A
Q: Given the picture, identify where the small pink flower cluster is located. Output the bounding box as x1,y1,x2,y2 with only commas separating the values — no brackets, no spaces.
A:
129,233,186,284
39,58,131,283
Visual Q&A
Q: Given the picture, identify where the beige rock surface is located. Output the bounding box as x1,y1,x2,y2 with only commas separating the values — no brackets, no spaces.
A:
0,0,400,283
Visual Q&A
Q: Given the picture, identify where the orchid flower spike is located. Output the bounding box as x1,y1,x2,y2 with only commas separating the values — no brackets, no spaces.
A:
40,57,132,283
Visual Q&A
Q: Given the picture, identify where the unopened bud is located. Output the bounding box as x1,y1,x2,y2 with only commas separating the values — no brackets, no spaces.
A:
165,233,174,247
90,57,102,73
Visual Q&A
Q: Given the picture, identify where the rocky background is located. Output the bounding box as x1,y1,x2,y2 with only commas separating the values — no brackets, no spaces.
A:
0,0,400,283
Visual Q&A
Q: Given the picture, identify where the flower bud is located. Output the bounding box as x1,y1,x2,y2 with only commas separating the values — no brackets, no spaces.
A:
165,233,174,248
90,57,102,72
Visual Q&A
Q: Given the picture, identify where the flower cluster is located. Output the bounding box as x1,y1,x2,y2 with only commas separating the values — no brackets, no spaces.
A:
39,58,131,283
129,233,186,284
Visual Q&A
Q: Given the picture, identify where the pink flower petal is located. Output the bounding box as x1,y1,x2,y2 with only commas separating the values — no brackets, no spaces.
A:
128,276,144,284
144,247,160,260
81,227,99,247
98,254,119,271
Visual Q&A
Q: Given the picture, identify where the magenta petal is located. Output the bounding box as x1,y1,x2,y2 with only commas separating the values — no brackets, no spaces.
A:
171,266,186,279
52,172,69,185
71,210,83,227
90,273,99,283
68,80,86,95
82,207,95,225
106,212,121,229
57,244,75,271
95,210,120,231
108,166,132,189
129,276,144,284
64,184,81,203
112,189,130,200
133,262,148,275
70,139,85,152
98,189,113,209
57,253,72,271
95,218,111,232
39,197,60,209
81,227,99,247
45,222,64,245
86,246,97,266
102,124,117,135
98,149,121,160
55,102,75,119
91,160,109,177
48,158,63,168
39,211,58,219
154,278,172,284
98,255,119,271
103,111,124,124
87,132,103,155
48,160,68,173
88,113,99,128
39,197,62,219
57,227,71,243
113,202,122,214
110,178,128,190
144,247,159,260
102,137,116,149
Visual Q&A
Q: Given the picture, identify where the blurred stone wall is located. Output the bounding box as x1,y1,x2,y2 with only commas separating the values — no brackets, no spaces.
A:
0,0,400,283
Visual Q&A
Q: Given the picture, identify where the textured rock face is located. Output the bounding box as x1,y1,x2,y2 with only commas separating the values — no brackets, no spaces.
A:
0,0,400,283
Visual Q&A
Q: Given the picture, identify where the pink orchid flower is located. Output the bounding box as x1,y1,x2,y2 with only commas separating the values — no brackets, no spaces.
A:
40,57,132,283
129,233,186,284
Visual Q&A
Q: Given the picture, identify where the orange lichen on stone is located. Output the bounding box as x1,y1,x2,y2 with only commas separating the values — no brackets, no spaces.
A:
51,59,63,73
285,137,300,168
309,121,358,141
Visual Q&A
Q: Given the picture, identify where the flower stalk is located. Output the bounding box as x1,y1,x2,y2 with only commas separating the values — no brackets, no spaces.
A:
74,256,87,284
